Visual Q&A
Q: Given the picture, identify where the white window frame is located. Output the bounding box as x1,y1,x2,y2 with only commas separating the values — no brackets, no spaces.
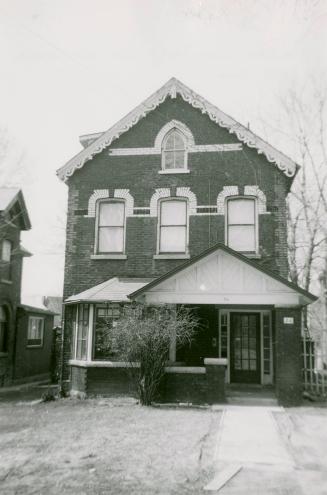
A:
94,199,126,255
161,128,188,172
225,196,258,253
74,304,90,361
157,198,189,255
27,316,44,348
1,239,12,262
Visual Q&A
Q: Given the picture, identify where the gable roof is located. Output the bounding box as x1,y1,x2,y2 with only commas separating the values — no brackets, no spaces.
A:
0,188,31,230
129,243,317,305
57,77,298,182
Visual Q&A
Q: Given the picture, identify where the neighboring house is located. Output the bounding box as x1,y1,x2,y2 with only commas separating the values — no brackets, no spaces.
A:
43,296,63,328
0,188,55,386
57,78,317,405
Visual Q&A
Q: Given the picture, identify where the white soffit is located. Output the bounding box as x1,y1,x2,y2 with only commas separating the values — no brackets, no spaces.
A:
141,250,305,306
57,77,297,181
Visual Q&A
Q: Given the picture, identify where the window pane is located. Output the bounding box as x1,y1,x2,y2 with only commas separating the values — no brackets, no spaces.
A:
228,225,255,251
161,201,186,225
164,130,185,151
2,240,11,261
99,202,124,227
228,199,255,225
164,151,175,169
174,151,185,168
98,227,124,252
160,226,186,252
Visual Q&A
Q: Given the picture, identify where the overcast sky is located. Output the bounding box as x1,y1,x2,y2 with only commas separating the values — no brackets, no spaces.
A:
0,0,326,300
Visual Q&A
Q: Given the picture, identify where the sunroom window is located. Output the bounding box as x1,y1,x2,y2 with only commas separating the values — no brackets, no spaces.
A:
93,304,121,360
162,129,186,170
75,304,89,360
97,201,125,253
159,199,187,253
227,198,256,252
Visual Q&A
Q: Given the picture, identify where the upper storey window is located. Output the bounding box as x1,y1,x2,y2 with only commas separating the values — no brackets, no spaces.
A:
96,200,125,253
162,129,187,171
227,198,257,253
159,199,187,253
1,239,12,281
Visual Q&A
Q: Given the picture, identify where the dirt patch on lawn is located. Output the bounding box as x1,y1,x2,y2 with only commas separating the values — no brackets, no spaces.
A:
0,397,220,494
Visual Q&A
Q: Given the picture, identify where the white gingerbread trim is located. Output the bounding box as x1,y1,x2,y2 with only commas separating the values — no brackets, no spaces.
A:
57,78,297,181
217,186,239,214
149,188,171,217
244,185,267,214
88,189,109,217
87,189,134,217
154,120,195,149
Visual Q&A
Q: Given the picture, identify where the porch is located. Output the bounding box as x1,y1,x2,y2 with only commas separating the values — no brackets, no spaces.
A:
64,244,316,406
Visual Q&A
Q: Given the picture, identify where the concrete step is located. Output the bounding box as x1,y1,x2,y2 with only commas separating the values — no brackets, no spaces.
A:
227,396,278,406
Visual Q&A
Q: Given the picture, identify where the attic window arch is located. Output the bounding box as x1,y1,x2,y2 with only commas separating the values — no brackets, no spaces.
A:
162,128,187,171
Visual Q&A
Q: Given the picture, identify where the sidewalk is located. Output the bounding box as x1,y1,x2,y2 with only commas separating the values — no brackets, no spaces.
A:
206,405,303,494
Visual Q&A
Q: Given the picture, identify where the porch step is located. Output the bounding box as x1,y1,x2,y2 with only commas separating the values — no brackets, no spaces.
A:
226,386,278,406
227,396,278,406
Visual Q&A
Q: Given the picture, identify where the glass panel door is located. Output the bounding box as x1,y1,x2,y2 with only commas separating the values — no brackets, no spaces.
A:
230,313,260,383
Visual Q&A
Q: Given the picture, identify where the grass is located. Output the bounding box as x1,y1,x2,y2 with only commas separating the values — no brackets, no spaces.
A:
0,396,219,494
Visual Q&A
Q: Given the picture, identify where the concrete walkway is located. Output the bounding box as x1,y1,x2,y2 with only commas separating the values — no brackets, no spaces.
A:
216,406,294,468
205,406,302,494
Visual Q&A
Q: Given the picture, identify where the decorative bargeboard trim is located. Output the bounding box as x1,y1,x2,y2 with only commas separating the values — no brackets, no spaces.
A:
57,78,297,181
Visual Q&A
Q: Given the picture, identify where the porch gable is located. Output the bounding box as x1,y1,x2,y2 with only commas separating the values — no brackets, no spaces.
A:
130,244,316,306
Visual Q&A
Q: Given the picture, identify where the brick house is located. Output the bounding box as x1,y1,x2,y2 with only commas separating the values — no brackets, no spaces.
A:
57,78,316,405
0,188,55,385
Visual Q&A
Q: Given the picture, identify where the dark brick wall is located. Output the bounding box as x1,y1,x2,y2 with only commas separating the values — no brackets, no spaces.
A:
13,309,54,380
274,307,302,406
63,96,292,300
162,372,207,404
86,367,136,397
70,364,227,404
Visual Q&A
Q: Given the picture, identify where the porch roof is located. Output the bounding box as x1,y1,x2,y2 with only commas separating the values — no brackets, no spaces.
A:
65,277,154,304
129,244,318,306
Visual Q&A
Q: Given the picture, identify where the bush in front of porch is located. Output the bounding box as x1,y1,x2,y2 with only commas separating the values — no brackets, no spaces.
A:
98,304,198,405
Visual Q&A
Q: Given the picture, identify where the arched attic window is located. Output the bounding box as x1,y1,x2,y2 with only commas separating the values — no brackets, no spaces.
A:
162,129,187,170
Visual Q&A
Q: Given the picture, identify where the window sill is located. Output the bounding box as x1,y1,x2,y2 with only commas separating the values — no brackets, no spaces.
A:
1,279,12,285
26,344,43,349
243,253,261,259
153,254,191,260
158,169,190,174
91,254,127,260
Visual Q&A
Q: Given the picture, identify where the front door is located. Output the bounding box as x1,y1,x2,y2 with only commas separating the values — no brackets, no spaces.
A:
230,313,261,383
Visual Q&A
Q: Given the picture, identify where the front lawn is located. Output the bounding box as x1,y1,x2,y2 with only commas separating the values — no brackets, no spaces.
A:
0,397,219,494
